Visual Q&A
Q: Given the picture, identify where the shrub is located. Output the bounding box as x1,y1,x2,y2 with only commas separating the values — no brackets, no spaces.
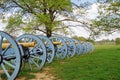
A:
115,38,120,45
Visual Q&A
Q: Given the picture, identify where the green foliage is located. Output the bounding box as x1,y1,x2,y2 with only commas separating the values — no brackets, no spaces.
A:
115,38,120,45
72,36,86,41
91,1,120,38
6,14,23,32
86,39,95,44
1,0,72,37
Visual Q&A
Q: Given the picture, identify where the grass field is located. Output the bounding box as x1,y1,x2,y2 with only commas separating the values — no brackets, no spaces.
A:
18,45,120,80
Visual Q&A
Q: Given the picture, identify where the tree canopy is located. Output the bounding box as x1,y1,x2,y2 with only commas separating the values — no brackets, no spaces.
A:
90,0,120,38
0,0,74,37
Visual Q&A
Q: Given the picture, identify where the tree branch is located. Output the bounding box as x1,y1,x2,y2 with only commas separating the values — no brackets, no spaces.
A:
12,0,25,10
59,18,87,24
33,26,46,34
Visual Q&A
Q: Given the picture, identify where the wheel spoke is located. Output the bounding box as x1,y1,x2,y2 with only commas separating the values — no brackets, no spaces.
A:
31,55,42,60
29,44,40,53
0,36,3,54
31,58,40,68
47,54,52,61
24,37,28,42
39,56,43,60
29,38,33,42
1,63,11,78
3,54,15,59
45,41,49,45
28,60,32,70
3,60,15,69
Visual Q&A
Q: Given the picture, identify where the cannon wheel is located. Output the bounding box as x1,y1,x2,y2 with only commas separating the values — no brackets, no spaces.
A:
86,42,94,53
63,37,76,57
72,39,83,55
82,42,87,54
84,42,90,53
38,35,55,63
86,42,91,53
89,43,94,52
50,36,68,59
16,34,46,70
0,31,22,80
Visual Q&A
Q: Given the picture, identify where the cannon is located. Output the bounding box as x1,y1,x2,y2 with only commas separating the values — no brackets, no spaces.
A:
81,42,87,54
72,39,83,55
38,35,55,63
62,37,76,57
0,32,47,80
86,42,94,53
50,36,91,57
81,42,94,54
85,42,91,53
17,34,56,64
50,36,68,59
16,34,47,71
0,31,22,80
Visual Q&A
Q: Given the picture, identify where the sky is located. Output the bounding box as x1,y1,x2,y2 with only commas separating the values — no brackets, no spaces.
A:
0,20,6,30
0,0,120,41
71,0,97,4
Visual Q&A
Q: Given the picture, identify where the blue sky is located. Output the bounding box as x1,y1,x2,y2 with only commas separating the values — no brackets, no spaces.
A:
71,0,97,5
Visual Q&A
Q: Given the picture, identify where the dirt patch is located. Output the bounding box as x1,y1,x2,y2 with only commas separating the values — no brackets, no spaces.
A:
30,68,55,80
0,70,4,73
16,68,56,80
30,73,55,80
16,77,26,80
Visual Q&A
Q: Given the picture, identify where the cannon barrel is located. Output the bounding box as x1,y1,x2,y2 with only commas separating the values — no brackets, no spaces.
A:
2,42,35,49
75,42,78,44
53,42,78,45
53,42,62,45
2,41,64,49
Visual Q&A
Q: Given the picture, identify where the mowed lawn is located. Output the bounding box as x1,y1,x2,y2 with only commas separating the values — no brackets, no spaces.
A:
46,45,120,80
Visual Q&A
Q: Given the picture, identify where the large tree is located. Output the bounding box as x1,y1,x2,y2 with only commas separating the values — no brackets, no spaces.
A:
0,0,73,37
0,0,94,37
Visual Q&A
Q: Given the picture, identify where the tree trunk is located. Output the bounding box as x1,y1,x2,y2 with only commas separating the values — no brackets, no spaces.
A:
46,27,52,37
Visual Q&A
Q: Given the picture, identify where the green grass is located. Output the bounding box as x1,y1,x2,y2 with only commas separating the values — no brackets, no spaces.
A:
46,45,120,80
16,45,120,80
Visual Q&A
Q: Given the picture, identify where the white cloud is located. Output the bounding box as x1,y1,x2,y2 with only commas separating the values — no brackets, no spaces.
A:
69,27,90,38
0,20,7,31
86,3,99,19
96,32,120,41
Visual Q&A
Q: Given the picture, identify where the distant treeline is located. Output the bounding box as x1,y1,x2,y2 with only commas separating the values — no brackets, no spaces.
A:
72,36,95,44
72,36,120,45
95,39,115,45
96,38,120,45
